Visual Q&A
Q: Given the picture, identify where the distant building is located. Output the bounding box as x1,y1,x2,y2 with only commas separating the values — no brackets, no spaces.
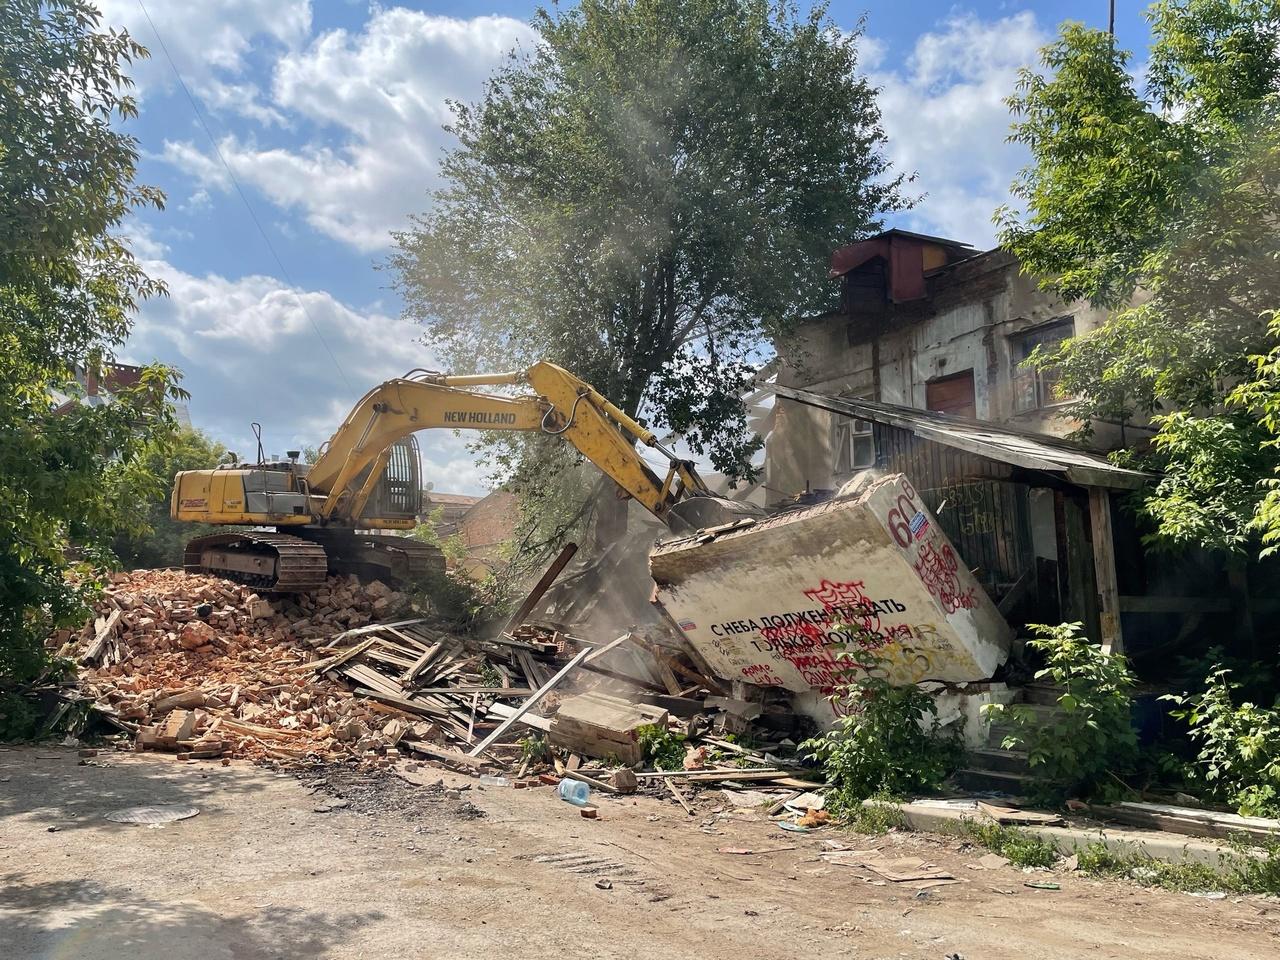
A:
457,491,519,578
52,362,192,427
421,491,481,537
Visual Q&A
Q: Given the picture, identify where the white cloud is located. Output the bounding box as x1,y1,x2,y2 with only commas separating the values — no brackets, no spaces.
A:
120,253,491,493
870,11,1049,247
97,0,312,124
160,8,534,251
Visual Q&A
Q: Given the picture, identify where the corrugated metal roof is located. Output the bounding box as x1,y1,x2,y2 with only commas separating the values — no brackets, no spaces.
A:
769,383,1151,490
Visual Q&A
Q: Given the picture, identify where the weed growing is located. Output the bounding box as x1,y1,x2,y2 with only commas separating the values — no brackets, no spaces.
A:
636,723,686,771
1074,836,1280,895
843,796,908,835
959,819,1060,868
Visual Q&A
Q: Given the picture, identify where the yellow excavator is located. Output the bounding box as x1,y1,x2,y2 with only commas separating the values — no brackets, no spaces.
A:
171,361,754,591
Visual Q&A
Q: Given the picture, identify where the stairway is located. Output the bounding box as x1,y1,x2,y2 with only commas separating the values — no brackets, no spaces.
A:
952,683,1062,796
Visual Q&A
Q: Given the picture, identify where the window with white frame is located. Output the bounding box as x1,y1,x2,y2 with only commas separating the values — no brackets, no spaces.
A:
1011,318,1074,412
834,414,875,475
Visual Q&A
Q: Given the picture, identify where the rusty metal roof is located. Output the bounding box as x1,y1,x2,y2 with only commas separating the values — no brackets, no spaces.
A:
769,383,1151,490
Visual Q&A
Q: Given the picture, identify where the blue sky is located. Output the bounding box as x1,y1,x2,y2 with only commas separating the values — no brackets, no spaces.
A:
100,1,1153,491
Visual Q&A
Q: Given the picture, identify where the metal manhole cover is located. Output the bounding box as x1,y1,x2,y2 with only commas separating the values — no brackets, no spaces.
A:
105,804,200,825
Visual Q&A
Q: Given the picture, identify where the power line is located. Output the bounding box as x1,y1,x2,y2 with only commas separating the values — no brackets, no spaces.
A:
134,0,353,390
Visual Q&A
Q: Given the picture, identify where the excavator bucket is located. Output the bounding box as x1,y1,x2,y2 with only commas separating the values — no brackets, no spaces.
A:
649,473,1012,712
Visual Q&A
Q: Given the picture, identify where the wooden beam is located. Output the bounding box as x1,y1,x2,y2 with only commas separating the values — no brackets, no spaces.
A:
1088,488,1123,656
467,648,590,757
1118,596,1231,614
502,541,578,633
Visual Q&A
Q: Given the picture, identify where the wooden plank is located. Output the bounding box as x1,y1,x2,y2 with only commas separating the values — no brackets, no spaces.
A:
502,541,578,633
468,648,591,757
329,618,427,643
401,740,486,769
81,609,121,665
352,687,449,718
636,768,806,782
563,770,619,794
1088,488,1123,655
318,635,377,674
404,686,535,697
336,662,409,698
583,632,635,665
400,640,443,684
516,650,547,688
667,780,695,816
1118,596,1232,614
487,701,552,732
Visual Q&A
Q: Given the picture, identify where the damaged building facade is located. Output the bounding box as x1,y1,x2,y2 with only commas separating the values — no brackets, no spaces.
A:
761,229,1231,665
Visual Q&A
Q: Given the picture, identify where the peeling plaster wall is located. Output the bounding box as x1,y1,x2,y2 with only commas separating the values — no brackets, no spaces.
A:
767,250,1120,503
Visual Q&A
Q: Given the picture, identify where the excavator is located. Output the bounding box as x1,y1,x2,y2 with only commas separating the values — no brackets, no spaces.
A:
170,361,755,592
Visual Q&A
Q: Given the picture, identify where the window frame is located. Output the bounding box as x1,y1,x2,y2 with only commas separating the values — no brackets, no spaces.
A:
833,411,876,477
1010,317,1074,413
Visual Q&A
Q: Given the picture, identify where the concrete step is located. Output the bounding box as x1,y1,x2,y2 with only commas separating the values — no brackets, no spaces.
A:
985,702,1060,748
953,766,1034,794
1019,683,1065,706
967,746,1030,775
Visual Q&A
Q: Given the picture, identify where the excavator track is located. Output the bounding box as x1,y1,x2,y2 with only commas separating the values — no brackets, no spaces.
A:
299,529,445,585
183,531,329,593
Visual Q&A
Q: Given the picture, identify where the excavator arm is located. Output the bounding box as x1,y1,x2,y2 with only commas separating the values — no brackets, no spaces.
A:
306,361,714,528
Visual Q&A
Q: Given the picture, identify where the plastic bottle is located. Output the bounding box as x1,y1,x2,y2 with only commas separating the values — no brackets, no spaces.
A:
557,778,591,806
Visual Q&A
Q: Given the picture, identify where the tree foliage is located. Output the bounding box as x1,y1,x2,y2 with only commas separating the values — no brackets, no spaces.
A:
0,0,180,686
111,429,227,570
391,0,904,550
996,0,1280,554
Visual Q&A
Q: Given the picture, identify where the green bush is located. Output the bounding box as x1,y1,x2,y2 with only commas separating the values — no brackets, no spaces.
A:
802,650,962,814
984,622,1137,803
1163,666,1280,818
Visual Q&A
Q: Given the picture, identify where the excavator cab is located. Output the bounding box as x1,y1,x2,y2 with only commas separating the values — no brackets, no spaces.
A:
358,436,422,525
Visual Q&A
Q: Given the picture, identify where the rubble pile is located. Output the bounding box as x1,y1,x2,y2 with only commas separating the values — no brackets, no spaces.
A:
66,566,825,821
69,568,414,763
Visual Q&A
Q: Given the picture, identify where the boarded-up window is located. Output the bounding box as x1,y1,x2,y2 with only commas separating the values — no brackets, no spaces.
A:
926,370,976,418
1011,319,1073,412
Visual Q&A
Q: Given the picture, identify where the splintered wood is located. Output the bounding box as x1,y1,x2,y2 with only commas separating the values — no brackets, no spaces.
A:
323,620,580,763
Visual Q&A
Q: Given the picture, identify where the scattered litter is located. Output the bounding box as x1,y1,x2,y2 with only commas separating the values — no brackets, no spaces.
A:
1024,881,1060,890
105,804,200,825
975,853,1010,870
717,845,797,856
594,879,612,890
1186,891,1227,900
558,778,592,806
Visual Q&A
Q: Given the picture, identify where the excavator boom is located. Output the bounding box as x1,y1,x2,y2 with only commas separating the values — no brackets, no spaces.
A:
172,361,748,591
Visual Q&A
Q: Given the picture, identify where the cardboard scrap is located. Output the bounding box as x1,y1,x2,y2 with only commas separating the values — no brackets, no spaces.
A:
977,801,1064,826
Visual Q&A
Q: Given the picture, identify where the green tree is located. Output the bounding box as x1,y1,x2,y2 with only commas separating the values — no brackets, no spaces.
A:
996,0,1280,554
0,0,180,687
391,0,904,555
111,429,227,570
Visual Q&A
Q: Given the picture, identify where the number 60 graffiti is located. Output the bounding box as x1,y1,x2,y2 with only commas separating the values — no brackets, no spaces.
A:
885,479,921,550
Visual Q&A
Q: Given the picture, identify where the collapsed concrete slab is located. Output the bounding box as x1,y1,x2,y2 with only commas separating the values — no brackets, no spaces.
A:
650,474,1012,712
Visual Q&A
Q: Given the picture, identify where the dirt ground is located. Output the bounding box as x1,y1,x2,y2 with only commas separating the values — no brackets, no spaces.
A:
2,746,1277,960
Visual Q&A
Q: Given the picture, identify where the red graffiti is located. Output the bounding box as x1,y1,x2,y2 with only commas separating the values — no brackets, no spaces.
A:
759,619,846,692
912,541,978,614
740,662,784,686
